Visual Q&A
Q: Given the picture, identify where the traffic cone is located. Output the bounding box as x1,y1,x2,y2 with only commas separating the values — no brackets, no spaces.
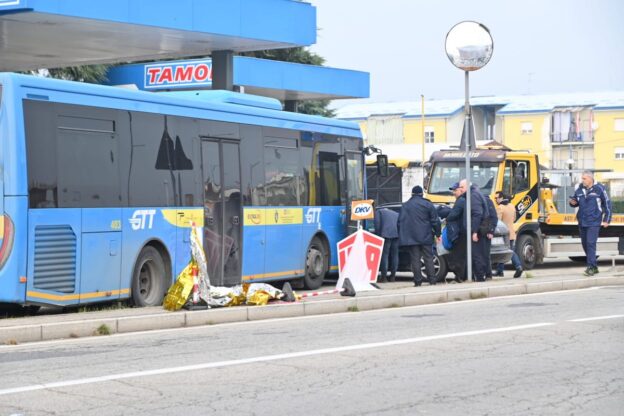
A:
191,263,200,305
184,262,208,311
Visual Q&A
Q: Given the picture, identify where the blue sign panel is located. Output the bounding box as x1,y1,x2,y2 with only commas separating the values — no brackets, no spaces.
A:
144,59,213,90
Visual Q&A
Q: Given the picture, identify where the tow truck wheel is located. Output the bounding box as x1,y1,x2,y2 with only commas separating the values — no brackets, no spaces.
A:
516,234,537,270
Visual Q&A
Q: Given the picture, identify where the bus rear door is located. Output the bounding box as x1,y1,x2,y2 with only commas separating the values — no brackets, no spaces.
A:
200,139,242,287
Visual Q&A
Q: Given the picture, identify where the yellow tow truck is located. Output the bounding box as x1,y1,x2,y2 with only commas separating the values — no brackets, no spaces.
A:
424,145,624,269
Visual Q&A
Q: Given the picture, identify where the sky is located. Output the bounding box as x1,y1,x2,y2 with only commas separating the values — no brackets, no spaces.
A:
308,0,624,108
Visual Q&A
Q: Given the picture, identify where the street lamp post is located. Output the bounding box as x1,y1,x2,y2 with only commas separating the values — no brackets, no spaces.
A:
445,21,493,282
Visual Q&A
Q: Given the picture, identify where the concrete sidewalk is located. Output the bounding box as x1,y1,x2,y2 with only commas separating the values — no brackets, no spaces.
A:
2,271,623,345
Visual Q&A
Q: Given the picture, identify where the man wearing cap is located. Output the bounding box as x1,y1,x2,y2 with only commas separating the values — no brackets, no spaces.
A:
460,179,488,282
445,182,468,281
398,185,441,286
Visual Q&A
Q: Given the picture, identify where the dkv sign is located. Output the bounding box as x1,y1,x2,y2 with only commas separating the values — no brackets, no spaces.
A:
336,229,384,291
350,199,375,221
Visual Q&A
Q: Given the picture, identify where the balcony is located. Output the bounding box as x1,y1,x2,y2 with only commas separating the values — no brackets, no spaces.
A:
550,129,594,145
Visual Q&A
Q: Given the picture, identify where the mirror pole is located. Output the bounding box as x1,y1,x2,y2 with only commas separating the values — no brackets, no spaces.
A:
464,70,472,283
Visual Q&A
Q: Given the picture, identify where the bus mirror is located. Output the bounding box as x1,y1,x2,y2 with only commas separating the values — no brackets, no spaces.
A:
377,154,389,177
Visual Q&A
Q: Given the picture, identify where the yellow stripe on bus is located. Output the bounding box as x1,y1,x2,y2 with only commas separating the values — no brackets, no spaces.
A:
243,269,305,280
243,208,303,226
27,289,130,302
161,209,204,228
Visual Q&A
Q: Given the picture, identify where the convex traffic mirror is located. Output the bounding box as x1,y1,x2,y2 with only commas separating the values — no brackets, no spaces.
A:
445,21,493,71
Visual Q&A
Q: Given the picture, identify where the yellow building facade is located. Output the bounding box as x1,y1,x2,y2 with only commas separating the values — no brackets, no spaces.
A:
336,92,624,195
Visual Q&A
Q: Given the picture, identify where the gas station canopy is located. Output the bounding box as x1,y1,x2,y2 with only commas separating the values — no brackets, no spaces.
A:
107,56,370,101
0,0,316,71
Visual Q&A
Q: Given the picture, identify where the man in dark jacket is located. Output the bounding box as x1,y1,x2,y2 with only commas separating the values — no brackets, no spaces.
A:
569,170,612,276
459,179,487,282
399,185,441,286
482,193,499,279
374,207,399,282
445,182,467,281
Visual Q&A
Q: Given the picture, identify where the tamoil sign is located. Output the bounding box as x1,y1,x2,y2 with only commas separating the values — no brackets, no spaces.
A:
144,59,213,90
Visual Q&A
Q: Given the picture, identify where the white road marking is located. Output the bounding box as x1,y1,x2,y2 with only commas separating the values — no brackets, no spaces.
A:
0,286,611,351
568,314,624,322
0,322,554,396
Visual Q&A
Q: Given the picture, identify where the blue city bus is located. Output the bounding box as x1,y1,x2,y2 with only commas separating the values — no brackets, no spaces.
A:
0,73,364,308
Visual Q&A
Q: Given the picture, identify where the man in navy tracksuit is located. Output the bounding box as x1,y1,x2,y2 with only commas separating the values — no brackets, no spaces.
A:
569,171,612,276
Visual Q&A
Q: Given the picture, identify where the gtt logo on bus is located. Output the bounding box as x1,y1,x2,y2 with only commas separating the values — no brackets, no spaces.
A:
144,60,213,89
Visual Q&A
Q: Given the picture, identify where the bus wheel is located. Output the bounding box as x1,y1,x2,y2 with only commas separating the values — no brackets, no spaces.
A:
131,246,167,307
516,234,537,270
303,237,327,290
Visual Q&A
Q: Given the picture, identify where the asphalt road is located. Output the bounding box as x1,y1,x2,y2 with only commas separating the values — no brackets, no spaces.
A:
1,285,622,415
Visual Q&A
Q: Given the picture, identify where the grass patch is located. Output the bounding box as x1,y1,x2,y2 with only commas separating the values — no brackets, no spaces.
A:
5,339,18,345
95,324,112,336
389,303,401,308
69,332,80,338
525,272,534,279
79,301,128,314
470,292,487,300
347,306,359,312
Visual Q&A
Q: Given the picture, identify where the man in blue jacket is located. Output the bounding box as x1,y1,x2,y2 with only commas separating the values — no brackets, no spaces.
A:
399,186,441,286
569,171,612,276
445,182,467,281
459,179,488,281
482,192,499,280
374,206,399,282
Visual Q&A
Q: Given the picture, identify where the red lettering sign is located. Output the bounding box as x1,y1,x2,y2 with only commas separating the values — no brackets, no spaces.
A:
337,230,384,283
174,65,193,82
158,67,173,84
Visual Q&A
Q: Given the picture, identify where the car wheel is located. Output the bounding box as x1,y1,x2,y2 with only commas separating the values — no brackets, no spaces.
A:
303,237,327,290
132,246,167,307
516,234,537,270
421,252,448,282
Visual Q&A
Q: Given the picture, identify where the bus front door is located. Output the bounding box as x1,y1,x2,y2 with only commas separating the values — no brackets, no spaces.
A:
344,150,365,234
200,139,242,287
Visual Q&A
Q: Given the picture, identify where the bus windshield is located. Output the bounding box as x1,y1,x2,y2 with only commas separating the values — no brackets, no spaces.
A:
428,161,499,196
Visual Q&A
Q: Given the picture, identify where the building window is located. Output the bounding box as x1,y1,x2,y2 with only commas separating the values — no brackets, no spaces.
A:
521,122,533,135
615,118,624,132
424,126,435,143
615,147,624,160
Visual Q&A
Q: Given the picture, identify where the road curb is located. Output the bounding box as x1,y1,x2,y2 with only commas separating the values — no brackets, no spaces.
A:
2,275,623,345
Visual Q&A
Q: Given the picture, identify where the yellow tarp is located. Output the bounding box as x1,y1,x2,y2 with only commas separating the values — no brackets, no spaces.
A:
366,158,410,169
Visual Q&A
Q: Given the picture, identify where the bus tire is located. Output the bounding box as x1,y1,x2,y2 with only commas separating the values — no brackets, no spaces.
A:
516,234,537,270
303,237,328,290
131,246,167,307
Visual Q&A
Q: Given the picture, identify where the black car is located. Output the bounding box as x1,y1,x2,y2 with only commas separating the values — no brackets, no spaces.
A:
373,203,513,282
